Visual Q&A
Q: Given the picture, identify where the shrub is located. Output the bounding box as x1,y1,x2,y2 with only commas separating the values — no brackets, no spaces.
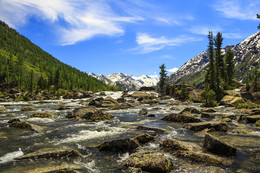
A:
236,103,252,109
200,88,217,107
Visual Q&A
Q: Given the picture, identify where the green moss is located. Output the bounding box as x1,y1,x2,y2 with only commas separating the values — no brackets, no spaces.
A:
255,120,260,127
0,106,6,111
236,103,252,109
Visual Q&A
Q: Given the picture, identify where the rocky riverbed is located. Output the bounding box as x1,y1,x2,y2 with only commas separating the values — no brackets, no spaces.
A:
0,91,259,173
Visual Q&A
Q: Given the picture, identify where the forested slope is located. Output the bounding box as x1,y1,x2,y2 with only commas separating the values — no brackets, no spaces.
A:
0,21,120,92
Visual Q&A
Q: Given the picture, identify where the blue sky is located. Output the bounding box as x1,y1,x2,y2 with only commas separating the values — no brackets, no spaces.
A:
0,0,259,77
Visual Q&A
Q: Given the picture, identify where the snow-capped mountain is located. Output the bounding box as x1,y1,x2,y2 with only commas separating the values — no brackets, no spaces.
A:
89,73,159,91
169,31,260,85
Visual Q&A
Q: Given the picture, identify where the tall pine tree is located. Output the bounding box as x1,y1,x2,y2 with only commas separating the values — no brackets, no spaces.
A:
225,48,235,87
205,31,215,91
159,64,167,96
214,32,224,101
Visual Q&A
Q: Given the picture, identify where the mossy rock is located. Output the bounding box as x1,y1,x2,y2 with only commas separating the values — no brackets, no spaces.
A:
8,118,21,123
160,139,233,166
123,152,173,173
0,106,6,111
139,108,148,115
162,112,203,123
202,107,217,112
15,147,82,160
133,133,157,144
202,133,236,156
99,138,139,153
256,120,260,127
45,168,77,173
21,107,35,111
55,104,68,110
9,121,44,133
221,118,232,123
67,107,114,121
31,112,57,118
184,121,229,132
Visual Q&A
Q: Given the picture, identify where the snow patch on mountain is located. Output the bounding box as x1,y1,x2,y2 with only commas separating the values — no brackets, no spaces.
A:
169,31,260,84
89,73,159,91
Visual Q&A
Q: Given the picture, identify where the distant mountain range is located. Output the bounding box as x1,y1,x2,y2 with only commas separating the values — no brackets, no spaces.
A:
169,31,260,86
89,73,159,91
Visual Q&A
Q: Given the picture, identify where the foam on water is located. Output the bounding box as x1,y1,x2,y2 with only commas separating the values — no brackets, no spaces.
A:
58,127,126,144
0,148,24,163
117,152,130,163
74,160,99,173
27,117,55,123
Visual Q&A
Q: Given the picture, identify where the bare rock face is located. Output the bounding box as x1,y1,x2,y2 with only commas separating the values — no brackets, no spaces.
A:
123,152,173,173
183,121,229,132
202,134,236,156
67,107,114,121
98,138,139,153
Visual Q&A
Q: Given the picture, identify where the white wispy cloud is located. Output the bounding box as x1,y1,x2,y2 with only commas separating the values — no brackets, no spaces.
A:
189,26,245,39
214,0,260,20
0,0,144,45
167,67,179,73
132,33,199,54
189,26,223,35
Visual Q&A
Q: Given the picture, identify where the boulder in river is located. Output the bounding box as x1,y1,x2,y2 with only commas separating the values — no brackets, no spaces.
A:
139,108,148,115
98,138,139,153
180,107,201,114
0,106,6,111
244,115,260,123
202,133,236,156
133,133,157,144
123,152,173,173
184,121,229,132
219,96,244,107
30,112,56,118
111,103,133,110
136,126,166,133
8,118,21,123
9,121,44,133
21,107,36,111
101,96,119,107
15,147,82,160
201,107,217,113
162,112,203,123
131,92,151,99
67,107,115,121
160,139,233,166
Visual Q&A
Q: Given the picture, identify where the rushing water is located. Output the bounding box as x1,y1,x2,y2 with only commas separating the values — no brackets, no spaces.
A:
0,91,259,173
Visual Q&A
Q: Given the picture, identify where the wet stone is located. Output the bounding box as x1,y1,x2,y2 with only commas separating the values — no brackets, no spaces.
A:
202,133,236,156
98,138,139,153
123,152,173,173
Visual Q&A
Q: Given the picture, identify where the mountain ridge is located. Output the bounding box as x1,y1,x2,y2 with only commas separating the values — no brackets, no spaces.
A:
169,31,260,85
89,73,159,91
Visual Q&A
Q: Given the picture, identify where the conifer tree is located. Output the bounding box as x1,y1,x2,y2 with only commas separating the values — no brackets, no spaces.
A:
159,64,167,95
225,48,235,87
29,70,34,93
214,32,224,101
205,31,215,91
